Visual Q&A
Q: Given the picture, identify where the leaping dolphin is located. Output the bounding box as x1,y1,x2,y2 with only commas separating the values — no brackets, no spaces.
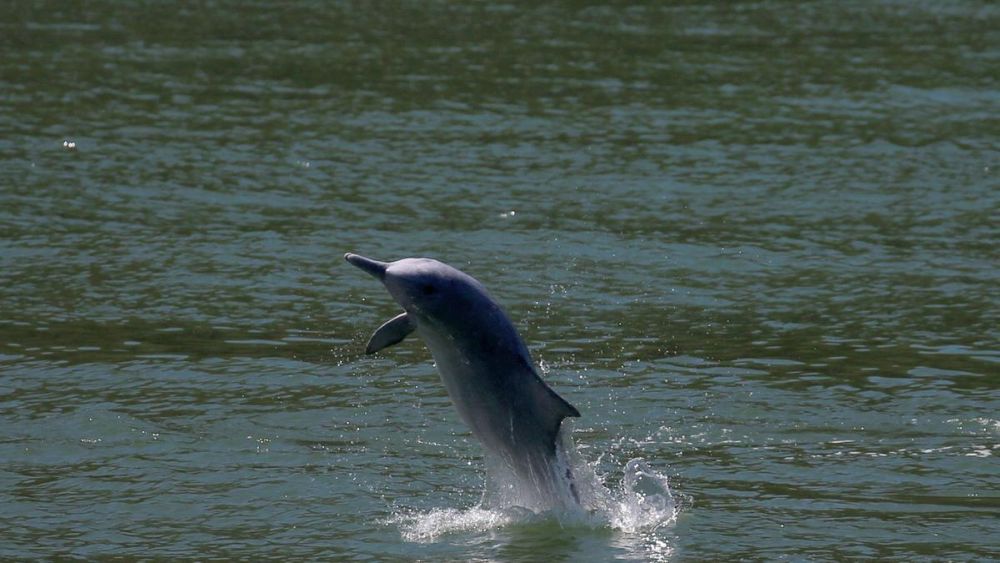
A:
345,253,581,509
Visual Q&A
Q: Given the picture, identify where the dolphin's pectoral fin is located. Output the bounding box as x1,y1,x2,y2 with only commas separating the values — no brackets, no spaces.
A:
365,312,416,354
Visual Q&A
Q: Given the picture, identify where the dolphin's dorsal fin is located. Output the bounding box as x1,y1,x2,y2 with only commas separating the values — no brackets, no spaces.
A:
545,384,580,419
530,374,580,448
365,312,416,354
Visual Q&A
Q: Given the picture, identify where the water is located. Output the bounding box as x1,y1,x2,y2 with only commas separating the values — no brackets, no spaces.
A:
1,0,998,559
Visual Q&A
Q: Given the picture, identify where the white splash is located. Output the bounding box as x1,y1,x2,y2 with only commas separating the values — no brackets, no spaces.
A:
389,428,681,557
604,458,679,533
392,506,527,543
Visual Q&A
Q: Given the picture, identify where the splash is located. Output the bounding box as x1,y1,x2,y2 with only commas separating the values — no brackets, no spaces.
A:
477,428,583,513
604,458,680,533
391,506,529,543
389,428,681,556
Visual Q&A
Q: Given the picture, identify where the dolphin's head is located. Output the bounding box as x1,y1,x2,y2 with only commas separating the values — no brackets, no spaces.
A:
345,253,493,325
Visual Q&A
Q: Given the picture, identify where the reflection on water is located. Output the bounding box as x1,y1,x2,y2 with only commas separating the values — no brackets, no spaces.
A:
1,0,997,560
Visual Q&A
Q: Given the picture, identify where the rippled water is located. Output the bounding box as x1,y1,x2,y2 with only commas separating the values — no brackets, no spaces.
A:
2,1,998,560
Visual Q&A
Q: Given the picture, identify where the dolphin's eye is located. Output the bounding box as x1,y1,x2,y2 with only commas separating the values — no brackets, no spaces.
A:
421,283,436,296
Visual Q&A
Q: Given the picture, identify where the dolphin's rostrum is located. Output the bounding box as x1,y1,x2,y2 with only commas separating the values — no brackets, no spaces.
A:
345,253,581,509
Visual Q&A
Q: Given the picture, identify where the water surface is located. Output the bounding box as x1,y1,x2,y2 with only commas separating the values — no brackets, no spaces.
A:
1,1,998,560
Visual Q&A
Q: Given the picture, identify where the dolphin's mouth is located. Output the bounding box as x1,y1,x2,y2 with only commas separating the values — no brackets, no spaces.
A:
345,253,388,280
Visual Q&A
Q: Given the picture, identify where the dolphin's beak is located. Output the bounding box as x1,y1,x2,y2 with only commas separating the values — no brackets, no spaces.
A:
345,253,388,281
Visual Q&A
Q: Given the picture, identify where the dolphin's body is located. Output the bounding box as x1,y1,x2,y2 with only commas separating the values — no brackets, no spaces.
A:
345,253,580,508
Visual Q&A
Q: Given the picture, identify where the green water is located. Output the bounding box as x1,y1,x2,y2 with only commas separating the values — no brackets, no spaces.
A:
2,1,998,560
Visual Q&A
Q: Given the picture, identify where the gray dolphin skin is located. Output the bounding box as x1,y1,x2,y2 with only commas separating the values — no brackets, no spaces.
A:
345,253,581,508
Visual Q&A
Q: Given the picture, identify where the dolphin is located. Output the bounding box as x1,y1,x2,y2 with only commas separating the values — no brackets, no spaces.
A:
345,253,581,508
